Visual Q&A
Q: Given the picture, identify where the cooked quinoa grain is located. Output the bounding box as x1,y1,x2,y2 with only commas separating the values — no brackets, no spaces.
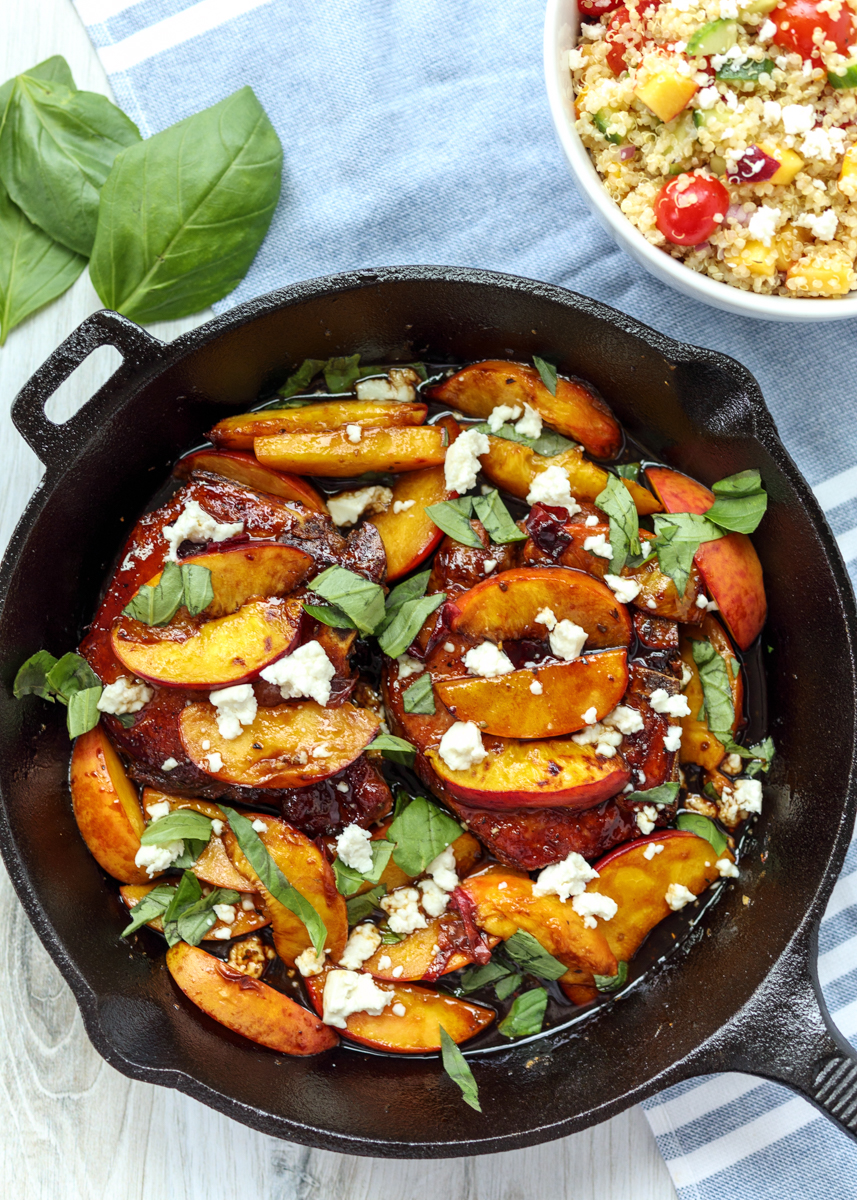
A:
572,0,857,297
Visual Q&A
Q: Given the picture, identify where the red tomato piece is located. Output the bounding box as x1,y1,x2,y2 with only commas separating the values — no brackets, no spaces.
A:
772,0,853,58
604,0,661,76
654,174,730,247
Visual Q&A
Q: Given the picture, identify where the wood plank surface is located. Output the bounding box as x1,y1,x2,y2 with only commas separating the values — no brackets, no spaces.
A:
0,3,677,1195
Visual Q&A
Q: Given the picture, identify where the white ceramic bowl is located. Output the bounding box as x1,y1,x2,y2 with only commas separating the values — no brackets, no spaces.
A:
543,0,857,322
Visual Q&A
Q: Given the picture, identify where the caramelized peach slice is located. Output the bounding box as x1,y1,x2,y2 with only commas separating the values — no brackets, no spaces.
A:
255,426,446,477
448,566,631,649
304,972,493,1051
361,916,495,981
588,830,728,961
139,790,251,890
180,700,380,788
173,449,327,511
120,881,270,938
369,464,452,581
435,648,629,738
70,725,149,883
459,866,617,976
209,401,427,448
428,360,622,459
224,812,348,965
112,597,303,689
167,942,338,1054
679,617,743,772
645,466,767,650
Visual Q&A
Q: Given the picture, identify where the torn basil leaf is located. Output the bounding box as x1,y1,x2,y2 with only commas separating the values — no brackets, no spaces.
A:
302,601,357,629
369,733,416,766
593,960,628,992
503,930,567,980
691,639,735,740
533,355,558,396
473,421,575,458
323,354,361,393
745,736,775,777
704,469,768,535
440,1027,481,1112
494,971,524,1001
309,566,386,634
615,463,641,482
403,672,435,714
277,357,326,398
180,563,214,616
625,781,680,807
385,569,431,611
345,884,387,925
652,512,723,594
595,473,640,574
120,884,176,937
472,489,527,544
140,809,213,846
386,795,461,876
676,812,728,856
123,560,185,626
66,686,102,737
332,840,394,897
376,592,445,658
425,497,483,548
13,650,59,700
499,987,548,1037
459,959,515,994
46,652,100,701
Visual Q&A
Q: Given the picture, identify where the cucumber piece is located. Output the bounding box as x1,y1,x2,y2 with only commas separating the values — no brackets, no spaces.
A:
693,102,729,130
687,19,739,56
828,62,857,88
592,108,623,144
716,56,775,81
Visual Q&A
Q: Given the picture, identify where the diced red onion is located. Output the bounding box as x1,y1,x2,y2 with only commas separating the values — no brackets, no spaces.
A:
726,203,750,225
619,145,636,161
726,145,780,185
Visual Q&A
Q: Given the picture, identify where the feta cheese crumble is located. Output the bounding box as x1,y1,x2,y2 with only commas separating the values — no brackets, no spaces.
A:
260,639,336,706
213,903,236,925
393,499,416,513
525,465,581,514
663,726,683,753
795,208,838,240
582,706,598,725
643,842,665,861
549,620,588,661
602,704,644,734
530,678,543,695
345,424,362,444
747,204,782,247
533,850,598,902
781,103,814,135
583,533,612,560
380,887,427,934
161,757,179,772
717,858,740,879
604,574,641,604
251,819,267,833
209,683,257,740
335,823,374,874
437,721,487,771
97,677,153,715
636,806,658,835
396,654,424,680
135,841,184,877
145,799,171,821
487,403,522,431
295,946,327,977
665,883,696,911
339,922,383,970
211,818,224,836
649,688,691,719
327,485,392,527
444,427,489,494
162,500,243,562
534,606,557,631
354,369,418,403
515,403,543,439
419,878,451,917
572,892,618,929
206,752,224,772
464,641,515,678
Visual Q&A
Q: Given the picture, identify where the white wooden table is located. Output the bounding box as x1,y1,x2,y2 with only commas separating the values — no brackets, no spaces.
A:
0,5,678,1196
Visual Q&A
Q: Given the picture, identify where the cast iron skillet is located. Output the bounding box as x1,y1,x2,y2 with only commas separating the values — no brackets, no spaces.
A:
2,266,857,1157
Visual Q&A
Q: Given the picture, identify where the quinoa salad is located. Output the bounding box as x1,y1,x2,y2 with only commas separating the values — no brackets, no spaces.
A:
570,0,857,297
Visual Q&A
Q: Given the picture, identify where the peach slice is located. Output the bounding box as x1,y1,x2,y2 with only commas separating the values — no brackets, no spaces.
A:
173,449,327,512
304,972,494,1051
120,882,270,938
425,734,630,810
180,700,380,788
209,401,428,448
70,725,149,883
362,915,499,982
112,596,303,689
587,830,728,961
140,542,313,619
459,866,617,976
679,617,743,772
255,426,446,477
166,942,338,1055
448,566,632,649
369,464,452,582
435,648,628,738
224,812,348,965
139,790,251,891
645,466,767,650
428,360,622,459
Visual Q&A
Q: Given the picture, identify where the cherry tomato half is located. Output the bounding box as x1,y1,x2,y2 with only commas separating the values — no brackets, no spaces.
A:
605,0,661,76
654,174,730,246
773,0,854,59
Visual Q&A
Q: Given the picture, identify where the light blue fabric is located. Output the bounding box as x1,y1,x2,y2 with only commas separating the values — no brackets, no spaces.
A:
76,1,857,1192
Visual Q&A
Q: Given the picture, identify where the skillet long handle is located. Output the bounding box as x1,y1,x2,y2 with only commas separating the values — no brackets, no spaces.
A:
11,310,164,473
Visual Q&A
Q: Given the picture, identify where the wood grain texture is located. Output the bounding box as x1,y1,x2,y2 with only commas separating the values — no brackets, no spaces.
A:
0,2,677,1195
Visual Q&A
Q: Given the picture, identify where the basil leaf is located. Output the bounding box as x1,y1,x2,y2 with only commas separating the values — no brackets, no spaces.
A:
593,960,628,992
595,474,640,574
474,421,575,458
0,75,140,256
370,732,416,765
472,490,527,545
376,592,445,658
123,560,185,626
121,884,176,937
494,971,523,1000
66,687,102,737
380,925,405,944
324,354,361,393
0,178,85,346
180,564,214,616
332,840,394,896
90,87,282,323
653,513,724,594
425,498,483,548
176,886,241,947
302,602,357,629
345,883,387,925
716,57,774,81
162,870,204,947
676,812,728,856
386,569,431,611
691,639,734,740
459,959,514,994
170,838,209,870
499,986,548,1037
745,736,775,778
440,1027,481,1112
386,795,462,876
114,712,136,729
278,358,326,398
625,781,680,807
310,565,386,634
533,355,558,396
0,58,75,123
140,810,213,847
46,652,101,701
403,673,435,715
704,469,768,535
13,650,59,700
615,463,641,482
391,789,412,821
221,805,327,958
503,930,567,980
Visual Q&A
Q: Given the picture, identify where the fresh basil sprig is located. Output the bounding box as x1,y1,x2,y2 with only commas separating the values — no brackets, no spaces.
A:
615,463,641,482
704,470,768,535
302,601,357,629
332,840,394,897
403,672,435,714
676,812,729,857
345,884,387,926
440,1027,481,1112
386,795,462,876
324,355,362,393
277,358,326,398
691,639,735,742
220,806,328,958
139,809,213,847
123,561,214,625
625,782,680,807
369,733,417,766
14,650,103,737
652,513,724,594
376,592,445,658
425,496,483,548
472,489,527,544
745,736,775,778
595,474,640,573
503,930,567,980
474,421,575,458
309,566,386,634
498,987,548,1037
533,355,558,396
158,871,240,947
459,959,518,995
120,884,177,937
593,961,628,992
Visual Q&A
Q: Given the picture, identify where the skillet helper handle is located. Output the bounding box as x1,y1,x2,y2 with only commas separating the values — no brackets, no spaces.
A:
12,310,164,474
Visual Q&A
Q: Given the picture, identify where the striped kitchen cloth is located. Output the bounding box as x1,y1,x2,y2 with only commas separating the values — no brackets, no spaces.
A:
73,1,857,1194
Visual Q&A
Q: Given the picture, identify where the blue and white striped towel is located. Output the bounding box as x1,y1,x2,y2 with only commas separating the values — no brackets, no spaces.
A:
74,0,857,1192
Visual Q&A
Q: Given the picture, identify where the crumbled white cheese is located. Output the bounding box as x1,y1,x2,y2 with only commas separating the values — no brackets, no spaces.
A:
549,620,588,661
162,500,243,562
646,598,657,610
583,533,612,560
134,841,184,877
665,883,696,911
515,403,543,439
145,799,171,821
530,678,543,695
487,403,522,432
695,593,709,609
584,514,599,527
396,654,424,680
636,806,658,835
800,127,846,164
213,903,236,925
336,781,349,793
533,850,598,901
717,858,739,879
211,818,224,836
295,946,327,977
335,823,374,874
161,757,179,772
733,777,763,814
795,208,839,240
339,922,383,970
260,639,336,706
393,499,416,514
202,740,211,751
582,706,598,725
782,103,815,135
444,427,489,493
483,558,497,574
392,1002,406,1017
345,424,362,444
572,723,623,754
534,606,557,631
240,894,255,911
603,574,641,604
580,19,605,37
209,683,257,740
327,485,392,527
758,18,776,42
212,927,232,939
464,641,515,678
206,752,224,772
419,878,451,917
526,465,581,515
643,842,665,861
311,743,331,759
377,954,392,971
97,677,153,715
437,721,487,771
444,642,455,653
427,844,459,892
392,965,404,978
602,704,644,734
251,819,267,833
354,369,418,403
663,726,683,753
380,887,427,934
572,892,618,929
568,46,587,69
747,204,782,246
649,688,691,718
696,85,719,111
